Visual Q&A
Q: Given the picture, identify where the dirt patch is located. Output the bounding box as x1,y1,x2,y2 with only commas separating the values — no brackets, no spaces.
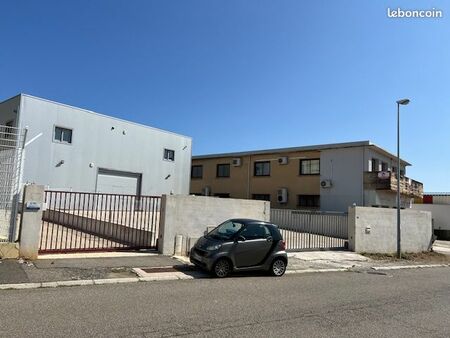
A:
363,251,450,263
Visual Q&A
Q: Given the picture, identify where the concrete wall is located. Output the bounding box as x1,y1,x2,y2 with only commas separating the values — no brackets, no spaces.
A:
19,184,45,260
348,206,432,253
1,94,192,196
158,195,270,255
320,147,364,211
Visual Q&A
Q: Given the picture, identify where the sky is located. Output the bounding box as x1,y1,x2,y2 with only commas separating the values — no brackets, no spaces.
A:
1,0,449,192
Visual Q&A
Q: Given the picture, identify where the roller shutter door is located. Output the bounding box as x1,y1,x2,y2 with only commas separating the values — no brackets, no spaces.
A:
96,169,141,195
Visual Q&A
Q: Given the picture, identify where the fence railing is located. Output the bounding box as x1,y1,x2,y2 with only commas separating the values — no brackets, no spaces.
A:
0,124,27,242
39,191,161,253
271,208,348,251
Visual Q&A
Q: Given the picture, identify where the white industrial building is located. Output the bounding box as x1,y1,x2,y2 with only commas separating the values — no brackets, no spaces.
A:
0,94,192,196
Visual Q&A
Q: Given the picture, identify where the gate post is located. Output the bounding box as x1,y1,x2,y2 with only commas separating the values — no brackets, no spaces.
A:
19,184,45,260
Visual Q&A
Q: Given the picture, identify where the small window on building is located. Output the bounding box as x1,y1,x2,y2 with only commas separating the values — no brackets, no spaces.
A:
164,149,175,161
216,164,230,178
214,193,230,198
381,162,388,172
54,126,73,144
252,194,271,201
368,159,375,172
300,159,320,175
254,161,271,176
191,165,203,179
298,195,320,208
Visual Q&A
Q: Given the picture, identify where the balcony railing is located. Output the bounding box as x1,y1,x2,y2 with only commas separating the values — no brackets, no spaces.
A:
364,171,423,198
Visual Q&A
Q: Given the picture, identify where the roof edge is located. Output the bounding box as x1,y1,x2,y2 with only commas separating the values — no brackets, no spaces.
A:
193,141,411,166
15,93,192,140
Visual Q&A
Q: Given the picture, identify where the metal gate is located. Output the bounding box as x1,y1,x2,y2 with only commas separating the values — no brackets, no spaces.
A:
0,124,26,242
39,191,161,254
271,209,348,251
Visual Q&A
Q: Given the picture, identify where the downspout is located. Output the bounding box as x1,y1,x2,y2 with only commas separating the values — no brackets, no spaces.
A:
247,155,251,198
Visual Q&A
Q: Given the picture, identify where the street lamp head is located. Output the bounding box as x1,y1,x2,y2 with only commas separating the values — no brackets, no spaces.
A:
397,99,410,105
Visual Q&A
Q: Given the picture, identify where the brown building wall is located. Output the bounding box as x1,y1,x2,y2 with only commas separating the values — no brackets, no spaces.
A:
190,150,321,209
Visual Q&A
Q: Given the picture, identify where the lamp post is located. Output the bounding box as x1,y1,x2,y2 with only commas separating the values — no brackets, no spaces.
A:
396,98,410,259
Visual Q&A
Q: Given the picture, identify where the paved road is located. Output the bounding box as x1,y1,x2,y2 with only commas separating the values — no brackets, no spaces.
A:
1,268,449,337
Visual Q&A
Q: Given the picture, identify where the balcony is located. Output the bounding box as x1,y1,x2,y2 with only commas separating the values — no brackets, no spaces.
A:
364,171,423,198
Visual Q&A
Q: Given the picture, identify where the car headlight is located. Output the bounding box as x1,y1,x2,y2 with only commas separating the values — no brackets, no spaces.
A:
206,244,222,251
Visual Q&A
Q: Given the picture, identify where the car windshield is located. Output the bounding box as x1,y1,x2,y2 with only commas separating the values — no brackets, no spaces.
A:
207,220,244,240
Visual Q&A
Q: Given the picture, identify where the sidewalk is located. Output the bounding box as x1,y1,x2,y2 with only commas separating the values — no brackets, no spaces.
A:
0,252,184,285
1,247,449,289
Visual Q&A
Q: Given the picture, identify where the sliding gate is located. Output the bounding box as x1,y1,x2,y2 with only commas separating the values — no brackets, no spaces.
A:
39,191,161,254
271,209,348,251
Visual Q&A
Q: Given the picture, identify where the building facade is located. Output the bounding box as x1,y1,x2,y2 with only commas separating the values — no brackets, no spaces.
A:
190,141,423,212
0,94,192,196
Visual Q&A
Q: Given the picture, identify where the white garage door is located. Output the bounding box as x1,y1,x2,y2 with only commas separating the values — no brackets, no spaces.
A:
96,169,141,195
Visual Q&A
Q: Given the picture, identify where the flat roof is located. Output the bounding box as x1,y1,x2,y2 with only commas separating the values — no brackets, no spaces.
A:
4,93,192,140
193,140,411,166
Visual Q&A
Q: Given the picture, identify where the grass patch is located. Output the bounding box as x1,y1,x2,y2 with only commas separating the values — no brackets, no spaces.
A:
362,251,450,263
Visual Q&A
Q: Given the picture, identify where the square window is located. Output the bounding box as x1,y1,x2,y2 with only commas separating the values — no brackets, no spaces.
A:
191,165,203,179
254,161,270,176
164,149,175,161
297,195,320,208
54,126,72,144
252,194,271,201
300,159,320,175
216,164,230,177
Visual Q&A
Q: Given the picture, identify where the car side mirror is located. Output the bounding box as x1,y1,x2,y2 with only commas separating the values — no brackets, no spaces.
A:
236,235,246,242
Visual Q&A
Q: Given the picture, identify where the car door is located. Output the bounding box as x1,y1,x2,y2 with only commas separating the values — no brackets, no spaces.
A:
233,224,273,268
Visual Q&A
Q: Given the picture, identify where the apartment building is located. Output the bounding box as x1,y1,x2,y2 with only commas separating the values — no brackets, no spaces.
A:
190,141,423,212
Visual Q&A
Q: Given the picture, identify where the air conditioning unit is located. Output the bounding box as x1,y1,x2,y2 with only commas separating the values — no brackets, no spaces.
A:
232,158,241,167
277,188,288,203
320,180,332,188
202,186,211,196
278,156,288,165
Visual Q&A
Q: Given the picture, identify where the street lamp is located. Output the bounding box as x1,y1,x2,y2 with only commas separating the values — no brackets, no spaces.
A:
396,98,410,259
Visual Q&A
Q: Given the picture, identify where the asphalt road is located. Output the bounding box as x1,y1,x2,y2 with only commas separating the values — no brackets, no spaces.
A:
1,268,449,337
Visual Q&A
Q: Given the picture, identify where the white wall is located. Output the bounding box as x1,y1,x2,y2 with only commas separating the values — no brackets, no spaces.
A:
348,206,432,253
158,195,270,255
4,95,192,196
320,147,364,212
412,204,450,231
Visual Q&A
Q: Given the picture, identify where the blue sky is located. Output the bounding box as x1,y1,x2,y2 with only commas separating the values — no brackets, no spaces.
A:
1,1,449,191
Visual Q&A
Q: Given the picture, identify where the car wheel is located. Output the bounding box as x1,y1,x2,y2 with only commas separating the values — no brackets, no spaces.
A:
213,258,231,278
270,258,286,277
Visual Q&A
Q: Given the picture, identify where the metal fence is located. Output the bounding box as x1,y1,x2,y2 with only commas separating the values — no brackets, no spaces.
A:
0,124,27,242
39,191,161,253
271,209,348,251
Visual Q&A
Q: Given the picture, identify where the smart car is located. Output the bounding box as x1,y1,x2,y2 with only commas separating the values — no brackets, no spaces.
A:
190,219,288,278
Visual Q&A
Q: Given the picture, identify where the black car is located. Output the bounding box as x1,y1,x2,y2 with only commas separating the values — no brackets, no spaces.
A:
190,219,288,278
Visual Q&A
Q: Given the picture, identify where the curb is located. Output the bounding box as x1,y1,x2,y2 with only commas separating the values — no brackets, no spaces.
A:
372,264,450,271
2,264,448,291
286,268,349,274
